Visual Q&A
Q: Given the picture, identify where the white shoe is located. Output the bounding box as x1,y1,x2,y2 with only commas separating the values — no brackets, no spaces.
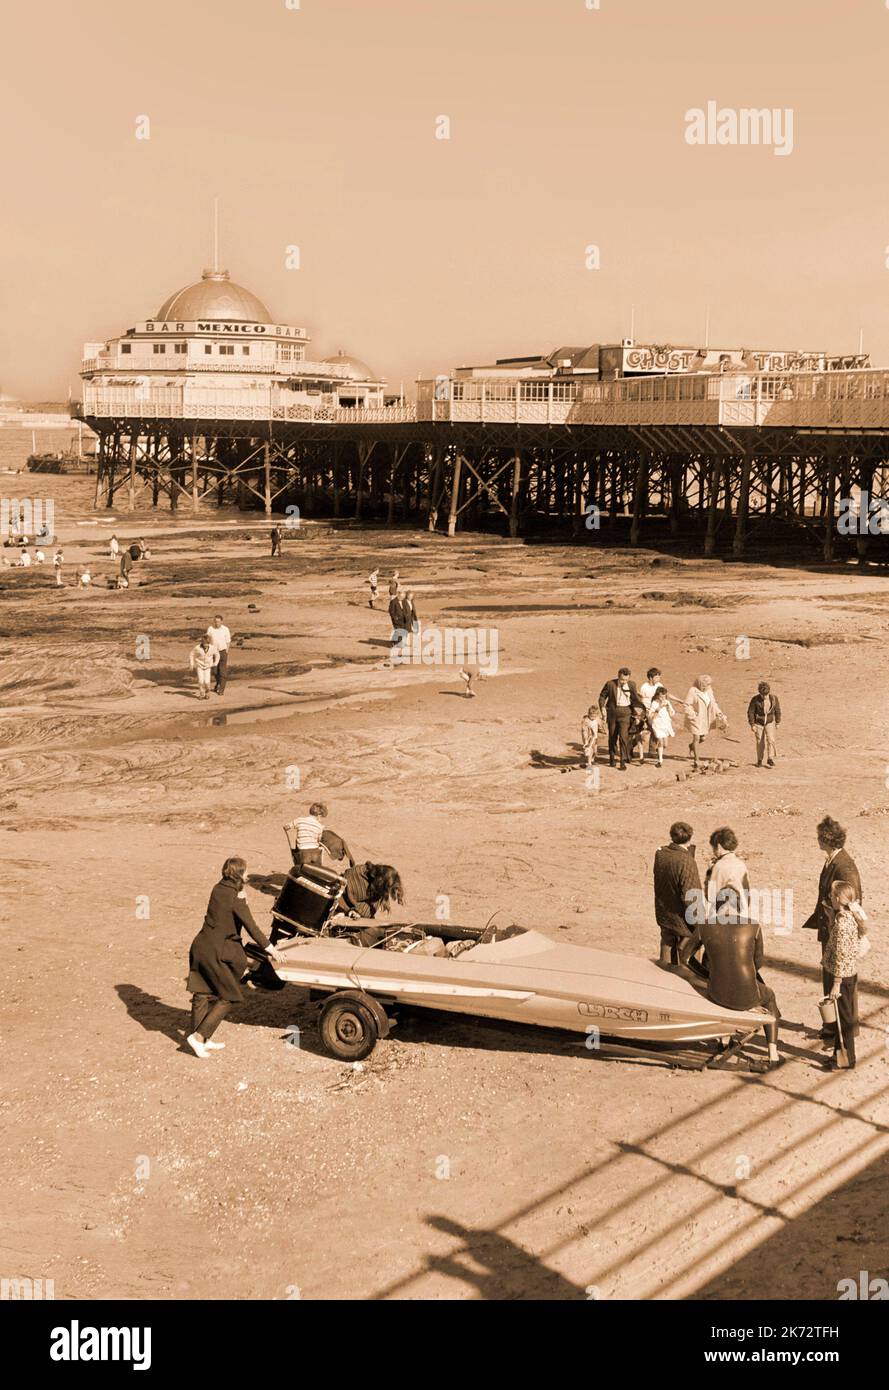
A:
204,1040,225,1050
186,1033,210,1058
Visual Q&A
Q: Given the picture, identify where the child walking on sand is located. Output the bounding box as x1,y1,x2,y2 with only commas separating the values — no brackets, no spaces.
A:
581,706,601,768
649,685,676,767
821,881,862,1069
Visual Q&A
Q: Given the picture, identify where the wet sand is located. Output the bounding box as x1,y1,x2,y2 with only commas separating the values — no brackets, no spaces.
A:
2,484,888,1300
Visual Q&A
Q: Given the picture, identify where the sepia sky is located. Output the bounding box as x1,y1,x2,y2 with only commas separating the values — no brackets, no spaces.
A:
2,0,888,399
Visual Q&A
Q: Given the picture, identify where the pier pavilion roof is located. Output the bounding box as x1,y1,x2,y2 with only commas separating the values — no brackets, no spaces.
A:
155,268,272,323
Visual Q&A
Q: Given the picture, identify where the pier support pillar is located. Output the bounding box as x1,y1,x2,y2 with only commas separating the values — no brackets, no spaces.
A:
128,439,136,512
629,454,648,546
732,451,752,557
191,435,199,515
823,457,837,562
447,453,463,537
263,440,272,516
509,450,522,538
704,457,723,557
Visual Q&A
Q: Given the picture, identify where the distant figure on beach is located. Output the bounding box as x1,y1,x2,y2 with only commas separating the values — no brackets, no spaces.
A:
684,674,726,768
34,549,45,565
388,590,409,653
16,548,31,568
78,568,91,588
458,668,478,698
653,821,702,971
120,548,134,587
648,686,676,767
404,590,419,634
189,635,218,700
137,537,149,559
53,548,64,586
388,571,400,598
367,568,379,608
270,526,282,557
109,535,119,560
747,680,781,768
580,705,601,768
207,613,231,695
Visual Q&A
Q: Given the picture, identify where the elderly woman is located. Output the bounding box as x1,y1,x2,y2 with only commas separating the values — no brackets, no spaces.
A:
186,856,281,1058
684,674,726,768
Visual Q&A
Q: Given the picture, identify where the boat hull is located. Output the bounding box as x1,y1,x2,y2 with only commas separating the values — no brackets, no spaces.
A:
273,929,773,1045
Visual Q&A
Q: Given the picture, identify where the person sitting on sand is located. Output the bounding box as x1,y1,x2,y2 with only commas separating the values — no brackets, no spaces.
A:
185,856,282,1058
78,567,91,588
581,705,601,768
34,549,45,565
16,548,31,568
684,674,726,768
189,635,218,699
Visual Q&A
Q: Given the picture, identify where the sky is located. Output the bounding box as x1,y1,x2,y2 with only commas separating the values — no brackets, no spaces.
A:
2,0,888,399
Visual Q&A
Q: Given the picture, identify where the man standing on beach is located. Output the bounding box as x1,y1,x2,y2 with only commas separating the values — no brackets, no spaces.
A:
598,668,641,771
270,525,282,557
747,680,781,767
207,614,232,695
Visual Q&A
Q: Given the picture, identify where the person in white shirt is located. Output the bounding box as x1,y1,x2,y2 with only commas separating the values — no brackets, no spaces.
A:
284,802,328,868
109,535,120,559
78,568,91,587
639,666,663,761
206,614,232,695
17,549,32,568
34,549,45,564
189,636,218,699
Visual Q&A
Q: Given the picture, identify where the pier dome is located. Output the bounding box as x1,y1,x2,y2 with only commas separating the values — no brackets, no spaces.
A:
155,269,272,323
322,350,376,380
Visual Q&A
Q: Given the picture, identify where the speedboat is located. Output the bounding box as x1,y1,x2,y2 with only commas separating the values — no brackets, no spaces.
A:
272,922,775,1068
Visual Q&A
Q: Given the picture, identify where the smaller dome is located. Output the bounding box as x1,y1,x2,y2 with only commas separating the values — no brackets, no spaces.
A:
322,350,376,381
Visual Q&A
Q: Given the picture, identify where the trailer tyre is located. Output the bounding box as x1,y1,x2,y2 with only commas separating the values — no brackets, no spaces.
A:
319,993,380,1061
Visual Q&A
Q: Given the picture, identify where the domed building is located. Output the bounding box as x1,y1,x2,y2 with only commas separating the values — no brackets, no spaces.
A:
80,265,385,425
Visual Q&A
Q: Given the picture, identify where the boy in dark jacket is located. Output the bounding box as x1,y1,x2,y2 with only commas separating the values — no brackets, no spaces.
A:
747,681,781,767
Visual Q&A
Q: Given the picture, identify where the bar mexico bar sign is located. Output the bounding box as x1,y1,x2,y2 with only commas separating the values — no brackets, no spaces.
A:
137,321,307,339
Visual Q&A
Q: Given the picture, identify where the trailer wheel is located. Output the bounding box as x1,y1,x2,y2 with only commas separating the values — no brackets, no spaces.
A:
319,992,379,1061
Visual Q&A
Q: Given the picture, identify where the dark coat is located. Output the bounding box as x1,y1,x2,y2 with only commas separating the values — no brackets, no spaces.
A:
802,849,862,943
388,596,410,631
599,678,642,720
187,877,270,1003
747,692,782,726
653,843,702,941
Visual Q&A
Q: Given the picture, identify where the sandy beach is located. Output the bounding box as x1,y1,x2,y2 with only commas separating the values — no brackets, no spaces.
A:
1,479,887,1301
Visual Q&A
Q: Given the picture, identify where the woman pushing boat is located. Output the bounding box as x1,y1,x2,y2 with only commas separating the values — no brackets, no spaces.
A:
186,857,282,1059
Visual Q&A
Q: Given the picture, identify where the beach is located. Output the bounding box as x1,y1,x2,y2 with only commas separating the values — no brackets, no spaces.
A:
1,496,888,1300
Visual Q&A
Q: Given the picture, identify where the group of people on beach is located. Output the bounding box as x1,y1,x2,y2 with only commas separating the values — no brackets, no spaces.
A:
582,668,781,771
653,814,867,1070
365,568,421,655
